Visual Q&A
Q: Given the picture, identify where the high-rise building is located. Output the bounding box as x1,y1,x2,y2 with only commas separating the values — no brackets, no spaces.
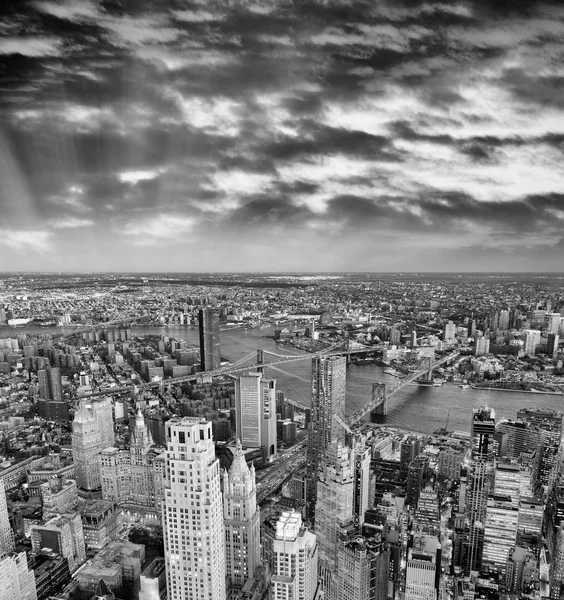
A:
546,313,562,335
522,330,541,356
198,308,221,372
352,439,371,527
0,551,38,600
517,408,563,493
548,333,560,358
404,534,441,600
223,440,260,593
0,479,15,553
306,356,346,519
474,337,490,357
481,496,519,576
271,511,319,600
235,373,277,461
499,309,510,330
100,409,165,509
315,442,354,600
71,402,103,490
38,367,63,402
162,418,226,600
337,533,388,600
89,397,115,450
442,320,456,342
30,514,86,573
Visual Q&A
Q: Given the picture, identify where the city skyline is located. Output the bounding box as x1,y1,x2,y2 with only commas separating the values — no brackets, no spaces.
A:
1,0,563,272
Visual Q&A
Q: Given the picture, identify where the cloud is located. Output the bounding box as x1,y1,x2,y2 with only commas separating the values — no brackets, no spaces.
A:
118,170,164,185
0,229,53,251
0,37,62,57
48,217,94,229
122,214,197,243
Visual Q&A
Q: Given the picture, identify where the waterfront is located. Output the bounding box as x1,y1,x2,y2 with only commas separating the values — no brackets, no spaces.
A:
2,324,563,434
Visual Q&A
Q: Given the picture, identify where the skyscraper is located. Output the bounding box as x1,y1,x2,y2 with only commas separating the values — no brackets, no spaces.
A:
271,511,319,600
0,479,15,553
352,438,371,528
38,366,63,402
198,308,221,372
465,407,497,572
481,496,519,576
235,373,277,461
315,442,354,600
162,418,226,600
72,402,103,490
306,356,346,519
223,440,260,593
517,407,563,493
0,551,38,600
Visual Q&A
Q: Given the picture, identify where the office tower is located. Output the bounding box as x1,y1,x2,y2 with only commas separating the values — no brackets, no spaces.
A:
468,319,476,338
415,490,440,537
409,329,417,348
518,497,543,536
0,479,15,553
505,546,539,594
481,496,519,576
223,440,260,593
499,309,510,330
406,455,429,508
517,408,563,493
465,407,496,572
548,333,560,358
496,419,542,463
0,551,38,600
522,330,541,356
404,534,441,600
306,356,346,519
38,366,63,402
162,418,226,600
546,313,562,335
338,533,388,600
471,406,497,460
474,336,490,357
442,320,456,342
30,514,86,573
199,308,221,371
235,373,277,461
400,436,421,477
71,402,103,490
493,460,524,508
271,511,319,600
352,439,371,527
315,442,354,600
89,397,115,450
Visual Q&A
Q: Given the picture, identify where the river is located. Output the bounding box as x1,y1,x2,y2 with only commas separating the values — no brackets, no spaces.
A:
2,324,564,434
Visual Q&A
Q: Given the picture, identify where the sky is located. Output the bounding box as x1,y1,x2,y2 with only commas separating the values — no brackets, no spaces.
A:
0,0,563,272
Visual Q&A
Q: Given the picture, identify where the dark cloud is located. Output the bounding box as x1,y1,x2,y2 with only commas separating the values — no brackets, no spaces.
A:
0,0,563,270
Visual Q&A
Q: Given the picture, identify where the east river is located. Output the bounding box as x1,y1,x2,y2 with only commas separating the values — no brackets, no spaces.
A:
2,324,564,435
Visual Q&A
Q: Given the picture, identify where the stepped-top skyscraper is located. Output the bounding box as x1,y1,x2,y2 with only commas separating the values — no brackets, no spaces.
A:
306,356,347,519
162,418,226,600
199,308,221,372
223,439,261,593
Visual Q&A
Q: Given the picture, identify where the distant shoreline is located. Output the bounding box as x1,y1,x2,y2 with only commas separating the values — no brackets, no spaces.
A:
471,384,564,396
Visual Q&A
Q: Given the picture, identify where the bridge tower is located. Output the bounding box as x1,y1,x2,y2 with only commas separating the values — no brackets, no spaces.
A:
370,383,388,424
419,356,433,382
256,349,264,374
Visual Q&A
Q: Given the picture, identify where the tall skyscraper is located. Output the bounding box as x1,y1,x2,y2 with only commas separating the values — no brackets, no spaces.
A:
352,438,371,528
0,479,15,553
223,440,260,593
337,533,389,600
306,356,346,519
271,511,319,600
89,397,115,450
162,418,226,600
442,320,456,342
199,308,221,372
0,551,38,600
315,442,354,600
548,333,560,358
72,402,103,490
465,407,497,572
38,366,63,402
235,373,277,461
517,407,563,493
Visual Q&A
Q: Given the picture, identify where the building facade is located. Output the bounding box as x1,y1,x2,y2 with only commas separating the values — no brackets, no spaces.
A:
199,308,221,372
162,418,226,600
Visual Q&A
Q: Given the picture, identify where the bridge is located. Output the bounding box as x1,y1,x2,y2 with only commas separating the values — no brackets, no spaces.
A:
345,351,460,426
55,314,149,343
